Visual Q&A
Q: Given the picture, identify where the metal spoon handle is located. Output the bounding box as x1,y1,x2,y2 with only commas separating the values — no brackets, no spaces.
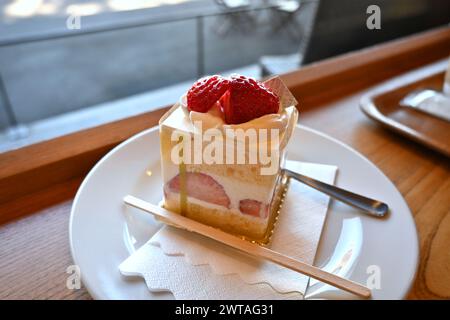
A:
282,169,389,217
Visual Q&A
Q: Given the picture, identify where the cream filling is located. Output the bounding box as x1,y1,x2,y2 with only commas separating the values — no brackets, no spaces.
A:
161,161,276,206
182,94,292,133
165,190,270,222
164,171,275,219
203,171,274,209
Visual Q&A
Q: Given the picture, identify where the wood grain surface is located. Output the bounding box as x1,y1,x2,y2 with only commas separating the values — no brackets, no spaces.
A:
1,27,450,300
0,200,91,299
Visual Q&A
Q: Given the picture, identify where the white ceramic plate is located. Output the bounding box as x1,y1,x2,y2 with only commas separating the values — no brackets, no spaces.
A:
69,125,418,300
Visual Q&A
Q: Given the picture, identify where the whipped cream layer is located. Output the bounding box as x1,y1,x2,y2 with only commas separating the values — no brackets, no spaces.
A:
183,95,298,149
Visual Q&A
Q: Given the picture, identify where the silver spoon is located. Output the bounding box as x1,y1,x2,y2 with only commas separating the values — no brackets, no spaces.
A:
282,168,389,218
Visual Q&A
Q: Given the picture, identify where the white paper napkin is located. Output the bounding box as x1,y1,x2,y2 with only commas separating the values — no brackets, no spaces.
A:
119,161,337,299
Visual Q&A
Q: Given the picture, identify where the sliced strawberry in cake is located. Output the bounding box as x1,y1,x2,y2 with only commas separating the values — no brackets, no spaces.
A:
239,199,269,219
165,172,231,208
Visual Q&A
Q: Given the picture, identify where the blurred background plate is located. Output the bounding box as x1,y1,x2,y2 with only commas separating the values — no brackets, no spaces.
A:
360,60,450,157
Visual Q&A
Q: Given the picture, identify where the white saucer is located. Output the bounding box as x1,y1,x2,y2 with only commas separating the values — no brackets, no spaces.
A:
69,125,418,300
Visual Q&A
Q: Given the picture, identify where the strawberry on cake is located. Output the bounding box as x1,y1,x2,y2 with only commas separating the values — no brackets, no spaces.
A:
159,74,298,242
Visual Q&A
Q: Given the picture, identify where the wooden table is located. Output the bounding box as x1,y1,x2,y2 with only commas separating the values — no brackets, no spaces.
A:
1,27,450,300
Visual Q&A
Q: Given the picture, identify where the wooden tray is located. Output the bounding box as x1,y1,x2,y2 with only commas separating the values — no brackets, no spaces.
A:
360,60,450,157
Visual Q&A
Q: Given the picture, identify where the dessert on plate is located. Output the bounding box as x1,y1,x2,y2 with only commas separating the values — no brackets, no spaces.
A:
159,74,298,242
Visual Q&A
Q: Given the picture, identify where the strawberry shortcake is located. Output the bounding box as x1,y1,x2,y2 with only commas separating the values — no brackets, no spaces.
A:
159,74,298,241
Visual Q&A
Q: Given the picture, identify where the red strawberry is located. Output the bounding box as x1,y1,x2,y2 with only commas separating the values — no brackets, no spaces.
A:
239,199,269,218
187,75,230,113
166,172,231,208
220,75,279,124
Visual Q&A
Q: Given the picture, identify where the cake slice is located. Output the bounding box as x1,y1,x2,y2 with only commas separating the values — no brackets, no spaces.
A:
159,74,298,241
